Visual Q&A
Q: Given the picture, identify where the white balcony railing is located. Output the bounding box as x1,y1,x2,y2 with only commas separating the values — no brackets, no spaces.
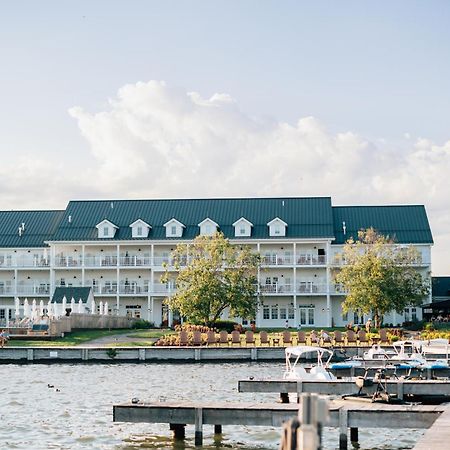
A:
152,283,177,294
296,254,326,265
261,255,293,266
119,283,150,294
84,256,118,267
0,257,50,268
260,284,294,294
0,285,13,295
329,283,348,295
296,283,327,294
54,256,82,267
16,284,51,295
118,256,152,267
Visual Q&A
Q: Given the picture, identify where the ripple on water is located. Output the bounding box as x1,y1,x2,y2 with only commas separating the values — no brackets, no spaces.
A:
0,362,423,450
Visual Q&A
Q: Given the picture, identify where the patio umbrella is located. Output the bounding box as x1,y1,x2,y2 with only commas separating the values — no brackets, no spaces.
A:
78,299,83,314
99,301,104,316
15,297,20,319
62,296,67,316
91,299,96,315
31,299,37,321
53,301,59,318
70,297,76,314
104,301,108,315
39,299,44,316
23,298,29,318
47,300,53,318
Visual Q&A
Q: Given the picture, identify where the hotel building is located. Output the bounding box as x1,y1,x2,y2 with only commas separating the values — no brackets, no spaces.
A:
0,197,433,328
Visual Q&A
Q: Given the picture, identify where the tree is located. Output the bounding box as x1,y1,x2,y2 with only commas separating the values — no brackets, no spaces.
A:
161,232,260,325
335,228,430,328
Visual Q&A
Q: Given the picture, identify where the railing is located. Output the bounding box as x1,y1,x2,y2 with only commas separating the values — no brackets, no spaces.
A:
152,283,177,294
0,257,50,268
260,284,294,294
86,283,118,294
296,283,327,294
54,256,82,267
0,286,13,295
329,283,348,294
84,256,118,267
261,255,293,266
119,283,150,294
118,256,152,267
16,284,50,295
296,254,326,265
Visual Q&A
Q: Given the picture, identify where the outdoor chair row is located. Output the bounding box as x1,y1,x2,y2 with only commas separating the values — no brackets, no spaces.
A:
176,329,391,347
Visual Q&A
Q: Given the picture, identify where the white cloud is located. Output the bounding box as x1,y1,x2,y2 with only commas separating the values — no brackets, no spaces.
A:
3,80,450,273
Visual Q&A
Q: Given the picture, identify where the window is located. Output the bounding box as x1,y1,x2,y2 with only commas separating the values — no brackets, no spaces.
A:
271,305,278,320
353,312,364,325
280,307,287,320
171,225,177,235
342,312,348,322
263,306,270,320
240,227,246,235
288,305,295,319
274,225,280,235
308,309,314,325
205,224,211,234
137,226,142,236
0,309,5,320
103,227,109,237
299,307,315,325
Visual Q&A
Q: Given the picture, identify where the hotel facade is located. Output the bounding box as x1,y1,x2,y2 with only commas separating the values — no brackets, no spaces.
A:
0,197,433,328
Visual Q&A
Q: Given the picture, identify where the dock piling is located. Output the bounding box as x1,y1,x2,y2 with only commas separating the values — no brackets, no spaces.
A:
194,407,203,446
339,408,348,450
350,427,358,444
169,423,186,440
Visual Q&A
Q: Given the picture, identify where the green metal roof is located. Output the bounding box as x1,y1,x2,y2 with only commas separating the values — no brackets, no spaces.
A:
52,287,92,303
332,205,433,244
0,210,64,248
50,197,335,241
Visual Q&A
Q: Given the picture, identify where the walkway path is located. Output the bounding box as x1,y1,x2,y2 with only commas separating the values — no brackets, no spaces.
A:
79,333,157,347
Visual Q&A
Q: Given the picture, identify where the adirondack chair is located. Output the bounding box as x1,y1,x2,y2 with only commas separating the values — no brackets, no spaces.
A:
245,330,256,346
282,330,292,346
297,331,307,345
259,330,269,346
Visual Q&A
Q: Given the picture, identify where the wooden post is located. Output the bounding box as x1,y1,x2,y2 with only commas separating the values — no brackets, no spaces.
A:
339,408,348,450
169,423,185,440
350,427,358,444
214,424,222,435
194,407,203,446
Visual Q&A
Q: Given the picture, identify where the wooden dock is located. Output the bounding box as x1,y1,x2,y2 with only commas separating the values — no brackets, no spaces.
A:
414,404,450,449
113,400,446,448
238,378,450,399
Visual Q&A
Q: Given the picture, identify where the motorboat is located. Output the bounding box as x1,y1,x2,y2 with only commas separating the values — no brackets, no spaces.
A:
283,346,336,381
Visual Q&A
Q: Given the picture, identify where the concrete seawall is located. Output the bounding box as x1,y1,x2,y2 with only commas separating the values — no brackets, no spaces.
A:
0,346,288,363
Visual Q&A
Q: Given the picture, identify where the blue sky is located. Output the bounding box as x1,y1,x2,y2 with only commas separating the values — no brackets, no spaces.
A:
0,1,449,273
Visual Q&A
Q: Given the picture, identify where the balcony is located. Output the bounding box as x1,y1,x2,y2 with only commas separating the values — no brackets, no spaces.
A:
152,283,177,295
261,255,293,266
86,282,118,295
54,256,82,268
0,256,50,269
297,283,327,294
16,284,50,295
119,283,150,295
260,284,293,294
119,256,152,267
296,254,326,266
329,283,348,295
84,256,118,268
0,285,13,296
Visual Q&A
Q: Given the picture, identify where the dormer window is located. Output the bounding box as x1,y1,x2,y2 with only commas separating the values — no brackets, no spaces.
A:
267,217,287,237
198,218,219,236
232,217,253,237
96,219,118,239
163,218,185,238
129,219,151,238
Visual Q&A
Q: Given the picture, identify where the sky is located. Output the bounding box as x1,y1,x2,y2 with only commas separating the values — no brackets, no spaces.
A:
0,1,449,274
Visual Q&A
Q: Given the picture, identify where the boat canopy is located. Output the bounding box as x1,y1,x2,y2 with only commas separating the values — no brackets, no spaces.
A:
285,346,333,358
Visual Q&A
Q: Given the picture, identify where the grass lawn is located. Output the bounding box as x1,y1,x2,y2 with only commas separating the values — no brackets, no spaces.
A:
10,328,172,347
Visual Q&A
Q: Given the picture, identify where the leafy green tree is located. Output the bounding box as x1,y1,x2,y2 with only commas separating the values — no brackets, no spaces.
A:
161,232,260,325
335,228,430,328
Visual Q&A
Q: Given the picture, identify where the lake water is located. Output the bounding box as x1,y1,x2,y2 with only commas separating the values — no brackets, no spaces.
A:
0,362,423,449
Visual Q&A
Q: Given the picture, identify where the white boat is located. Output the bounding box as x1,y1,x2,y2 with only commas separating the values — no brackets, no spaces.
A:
283,346,336,381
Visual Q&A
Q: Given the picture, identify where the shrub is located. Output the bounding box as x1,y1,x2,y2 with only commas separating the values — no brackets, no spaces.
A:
211,320,238,333
131,320,154,329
